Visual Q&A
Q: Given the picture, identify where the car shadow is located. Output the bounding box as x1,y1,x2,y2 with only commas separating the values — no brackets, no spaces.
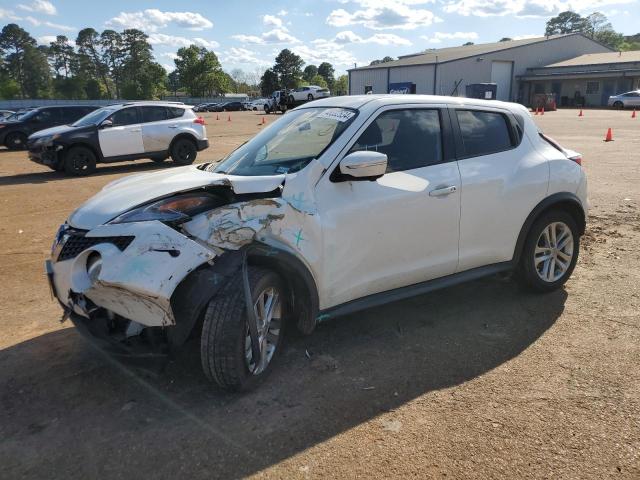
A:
0,276,566,478
0,160,174,186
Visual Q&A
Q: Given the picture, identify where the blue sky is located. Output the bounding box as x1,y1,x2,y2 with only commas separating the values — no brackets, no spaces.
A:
1,0,638,75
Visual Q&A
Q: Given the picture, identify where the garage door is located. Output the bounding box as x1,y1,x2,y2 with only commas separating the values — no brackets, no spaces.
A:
491,61,513,101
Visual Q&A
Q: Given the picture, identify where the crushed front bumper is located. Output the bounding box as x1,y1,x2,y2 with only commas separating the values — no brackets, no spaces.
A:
28,144,62,167
49,220,216,328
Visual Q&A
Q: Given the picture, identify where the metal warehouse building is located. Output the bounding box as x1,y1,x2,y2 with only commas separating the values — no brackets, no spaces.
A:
348,33,611,104
519,51,640,107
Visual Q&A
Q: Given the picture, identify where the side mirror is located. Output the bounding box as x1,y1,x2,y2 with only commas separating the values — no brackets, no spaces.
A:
100,119,113,129
337,150,387,181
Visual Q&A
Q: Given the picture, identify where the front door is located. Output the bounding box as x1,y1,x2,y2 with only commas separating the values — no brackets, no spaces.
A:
98,106,144,158
316,107,461,308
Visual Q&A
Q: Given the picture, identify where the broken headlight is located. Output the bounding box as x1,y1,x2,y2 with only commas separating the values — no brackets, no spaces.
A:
109,192,221,225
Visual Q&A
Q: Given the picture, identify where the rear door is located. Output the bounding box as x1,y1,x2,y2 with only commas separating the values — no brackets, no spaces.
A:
453,107,548,271
140,106,172,153
98,107,144,158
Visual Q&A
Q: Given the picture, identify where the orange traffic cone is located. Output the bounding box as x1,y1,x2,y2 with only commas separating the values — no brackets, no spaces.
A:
578,109,583,117
540,107,545,115
604,128,614,142
216,114,219,121
227,115,231,122
262,116,266,125
632,109,637,119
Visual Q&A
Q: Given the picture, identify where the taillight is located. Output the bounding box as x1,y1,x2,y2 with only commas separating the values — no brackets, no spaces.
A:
569,155,582,166
194,117,206,125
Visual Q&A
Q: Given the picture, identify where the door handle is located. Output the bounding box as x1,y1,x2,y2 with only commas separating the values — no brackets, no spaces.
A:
168,125,178,129
429,185,457,197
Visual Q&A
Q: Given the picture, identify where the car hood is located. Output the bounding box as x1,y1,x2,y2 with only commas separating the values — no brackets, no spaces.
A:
29,124,76,139
68,166,285,229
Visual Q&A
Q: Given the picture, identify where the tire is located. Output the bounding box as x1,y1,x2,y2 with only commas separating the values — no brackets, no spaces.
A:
307,94,314,101
63,146,97,176
201,267,287,391
613,101,624,109
516,210,580,293
5,132,27,150
170,137,197,165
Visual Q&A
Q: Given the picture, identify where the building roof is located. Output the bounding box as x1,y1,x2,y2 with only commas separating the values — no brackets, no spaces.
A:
350,33,598,71
544,50,640,67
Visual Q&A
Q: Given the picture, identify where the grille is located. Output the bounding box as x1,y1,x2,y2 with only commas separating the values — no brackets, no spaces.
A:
57,232,135,261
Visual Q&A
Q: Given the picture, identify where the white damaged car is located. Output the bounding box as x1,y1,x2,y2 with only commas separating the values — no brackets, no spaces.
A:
48,95,588,391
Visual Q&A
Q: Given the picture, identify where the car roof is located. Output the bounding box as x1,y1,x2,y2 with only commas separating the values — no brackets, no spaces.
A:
109,102,188,108
307,94,527,112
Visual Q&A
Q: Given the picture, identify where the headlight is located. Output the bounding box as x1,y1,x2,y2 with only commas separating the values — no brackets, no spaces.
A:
109,192,222,225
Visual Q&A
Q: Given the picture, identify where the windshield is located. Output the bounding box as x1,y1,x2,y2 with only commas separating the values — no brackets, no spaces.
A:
209,107,357,176
72,107,117,127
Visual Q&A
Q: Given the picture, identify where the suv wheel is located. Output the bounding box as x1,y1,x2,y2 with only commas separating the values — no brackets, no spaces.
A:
517,210,580,292
170,138,197,165
201,267,286,391
6,132,27,150
613,101,624,109
64,146,97,176
307,93,314,101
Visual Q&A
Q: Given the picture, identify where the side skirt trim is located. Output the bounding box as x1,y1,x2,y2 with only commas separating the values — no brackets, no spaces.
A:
319,262,513,321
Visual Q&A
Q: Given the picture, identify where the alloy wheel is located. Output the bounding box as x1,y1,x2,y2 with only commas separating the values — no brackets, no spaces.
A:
534,221,574,282
245,286,281,375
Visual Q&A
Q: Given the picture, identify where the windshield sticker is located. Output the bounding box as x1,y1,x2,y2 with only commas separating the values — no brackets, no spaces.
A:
317,109,355,123
275,166,290,174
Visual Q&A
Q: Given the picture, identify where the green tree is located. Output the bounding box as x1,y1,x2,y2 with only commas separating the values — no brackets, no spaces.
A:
22,45,51,98
499,37,512,42
334,74,348,95
99,30,124,98
369,56,394,65
76,28,111,98
273,49,304,89
118,29,165,99
0,24,37,97
317,62,335,89
302,64,318,82
174,45,228,96
307,74,327,88
260,68,279,96
167,70,180,96
545,11,590,36
586,12,624,49
48,35,74,78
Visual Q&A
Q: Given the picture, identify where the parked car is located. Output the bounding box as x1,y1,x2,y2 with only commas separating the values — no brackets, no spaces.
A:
249,99,268,111
0,109,15,121
0,105,98,150
47,95,587,391
608,90,640,109
28,102,208,175
211,101,245,112
288,85,330,103
192,103,209,112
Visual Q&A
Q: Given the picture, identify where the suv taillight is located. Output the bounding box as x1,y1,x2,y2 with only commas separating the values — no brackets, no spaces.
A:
194,117,206,125
568,155,582,166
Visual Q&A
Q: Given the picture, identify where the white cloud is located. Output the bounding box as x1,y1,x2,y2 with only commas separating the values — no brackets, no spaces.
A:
106,9,213,32
294,39,359,67
25,15,73,31
262,14,283,28
37,35,57,44
223,47,269,65
18,0,56,15
232,28,300,45
420,31,479,43
0,8,22,21
327,0,438,30
334,30,412,46
148,33,219,49
442,0,634,18
277,9,288,16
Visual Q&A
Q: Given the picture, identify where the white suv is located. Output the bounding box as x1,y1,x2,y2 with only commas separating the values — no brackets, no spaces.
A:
47,95,587,390
28,103,209,175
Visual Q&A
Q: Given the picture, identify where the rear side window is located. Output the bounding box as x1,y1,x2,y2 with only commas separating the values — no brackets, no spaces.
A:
349,109,443,172
141,106,168,123
109,107,139,126
32,108,58,123
456,110,513,158
167,107,185,119
59,108,84,123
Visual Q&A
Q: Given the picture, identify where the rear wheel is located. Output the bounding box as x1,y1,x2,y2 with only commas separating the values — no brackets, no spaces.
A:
517,210,580,292
170,138,197,165
201,267,286,391
307,93,314,101
64,146,97,176
5,132,27,150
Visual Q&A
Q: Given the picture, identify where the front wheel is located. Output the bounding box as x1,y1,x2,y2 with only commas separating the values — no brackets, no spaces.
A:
516,210,580,292
307,94,314,101
170,138,197,165
613,101,624,109
64,146,97,176
5,132,27,150
201,267,286,391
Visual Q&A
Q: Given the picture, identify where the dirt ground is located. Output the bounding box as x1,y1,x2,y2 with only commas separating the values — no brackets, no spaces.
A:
0,108,638,479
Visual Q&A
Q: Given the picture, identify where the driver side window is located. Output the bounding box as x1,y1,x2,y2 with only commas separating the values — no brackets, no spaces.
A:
349,109,443,172
109,107,139,127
